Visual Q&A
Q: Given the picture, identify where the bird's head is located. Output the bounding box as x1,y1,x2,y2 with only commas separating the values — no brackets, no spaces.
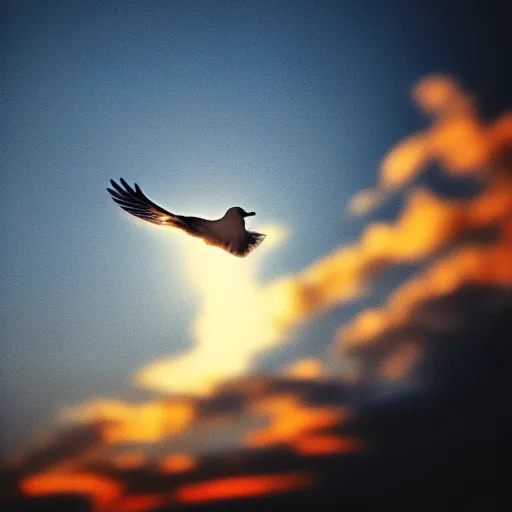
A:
228,207,256,218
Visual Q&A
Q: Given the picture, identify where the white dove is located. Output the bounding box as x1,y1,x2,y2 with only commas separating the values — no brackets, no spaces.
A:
107,178,265,257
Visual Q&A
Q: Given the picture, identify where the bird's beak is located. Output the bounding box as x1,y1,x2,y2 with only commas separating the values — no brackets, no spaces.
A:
244,211,256,217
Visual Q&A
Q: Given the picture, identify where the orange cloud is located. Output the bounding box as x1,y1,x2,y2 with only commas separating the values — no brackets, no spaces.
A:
267,168,509,341
263,246,380,334
350,75,512,214
267,182,511,338
112,494,167,512
293,435,364,456
393,236,512,307
360,188,464,260
339,218,512,352
245,395,348,449
21,472,122,512
284,358,324,379
379,134,430,191
111,450,149,469
430,115,490,173
63,399,195,444
159,453,196,473
413,75,473,115
338,75,512,358
175,472,315,504
379,342,422,380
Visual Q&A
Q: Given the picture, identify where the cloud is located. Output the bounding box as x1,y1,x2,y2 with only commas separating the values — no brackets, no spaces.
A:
265,110,510,339
337,75,512,360
244,394,351,455
11,281,510,509
8,74,510,511
111,450,149,470
292,434,364,456
338,219,512,354
111,494,166,512
20,472,122,510
11,423,104,475
378,342,422,381
62,399,195,444
266,180,511,339
283,358,324,380
136,225,287,395
159,453,196,473
349,74,512,214
10,378,356,510
262,244,386,337
174,472,315,504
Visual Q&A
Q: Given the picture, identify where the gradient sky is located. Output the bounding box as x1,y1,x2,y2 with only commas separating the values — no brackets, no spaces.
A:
1,0,510,459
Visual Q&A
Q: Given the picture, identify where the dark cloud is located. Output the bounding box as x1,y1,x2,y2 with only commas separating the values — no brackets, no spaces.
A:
0,494,91,512
7,422,104,476
343,284,512,382
3,283,509,510
196,376,353,419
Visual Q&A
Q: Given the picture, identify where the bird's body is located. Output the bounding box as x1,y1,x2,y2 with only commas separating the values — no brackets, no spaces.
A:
107,178,265,257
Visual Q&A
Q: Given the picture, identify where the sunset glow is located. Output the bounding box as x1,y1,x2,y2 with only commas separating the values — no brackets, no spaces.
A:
175,473,315,503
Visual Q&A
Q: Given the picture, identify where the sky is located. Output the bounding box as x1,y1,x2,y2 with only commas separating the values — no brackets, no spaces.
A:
1,1,511,510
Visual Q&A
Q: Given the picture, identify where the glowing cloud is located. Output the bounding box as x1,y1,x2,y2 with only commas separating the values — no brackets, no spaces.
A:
63,399,195,443
175,473,315,503
159,453,196,473
137,225,287,395
113,494,166,512
263,245,377,334
338,220,512,352
245,394,348,450
21,472,122,511
293,435,364,456
284,358,324,379
338,75,512,355
350,74,512,214
13,73,511,512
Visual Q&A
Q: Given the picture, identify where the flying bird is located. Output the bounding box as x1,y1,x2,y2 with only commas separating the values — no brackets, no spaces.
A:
107,178,265,257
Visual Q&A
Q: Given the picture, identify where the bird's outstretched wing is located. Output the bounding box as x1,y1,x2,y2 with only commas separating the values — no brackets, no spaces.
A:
107,178,265,257
107,178,206,237
107,178,181,226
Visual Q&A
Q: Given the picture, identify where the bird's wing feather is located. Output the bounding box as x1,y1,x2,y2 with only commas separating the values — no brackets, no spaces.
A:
107,178,199,235
227,231,266,258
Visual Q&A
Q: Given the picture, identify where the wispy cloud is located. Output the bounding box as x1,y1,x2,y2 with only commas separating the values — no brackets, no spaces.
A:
336,76,511,381
350,74,512,214
175,472,315,504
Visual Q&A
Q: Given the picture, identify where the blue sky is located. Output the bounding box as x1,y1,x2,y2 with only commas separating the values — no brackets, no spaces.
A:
1,0,510,459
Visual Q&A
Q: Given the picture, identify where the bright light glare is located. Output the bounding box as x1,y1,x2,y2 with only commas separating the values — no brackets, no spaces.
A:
137,225,287,394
